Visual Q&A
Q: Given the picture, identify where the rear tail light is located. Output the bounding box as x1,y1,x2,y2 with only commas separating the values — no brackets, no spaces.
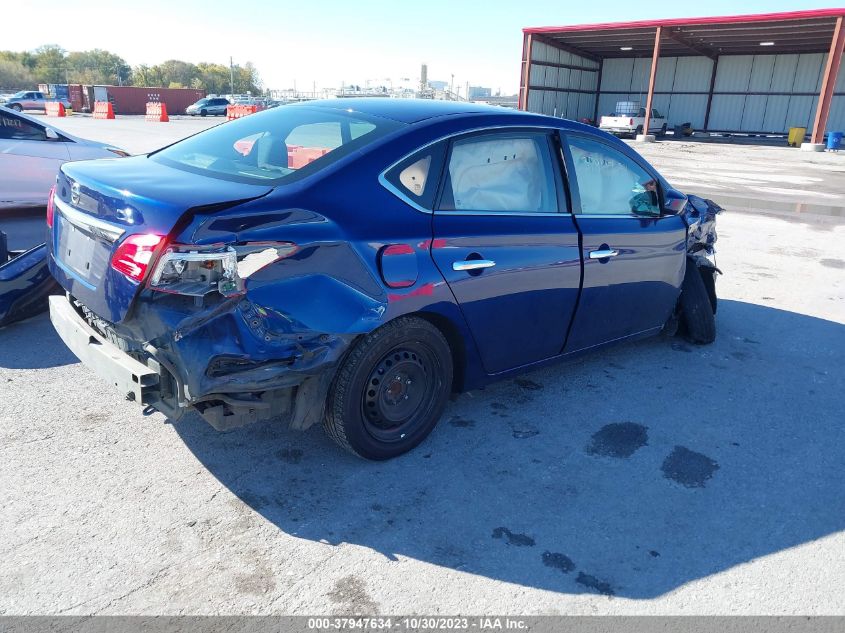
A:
46,185,56,228
629,118,634,126
147,241,297,297
111,233,165,282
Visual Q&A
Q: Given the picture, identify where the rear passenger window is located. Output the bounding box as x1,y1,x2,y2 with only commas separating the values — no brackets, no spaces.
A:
567,136,660,216
439,132,559,213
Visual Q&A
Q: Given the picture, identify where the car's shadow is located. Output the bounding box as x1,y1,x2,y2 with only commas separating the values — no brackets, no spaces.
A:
169,299,845,599
0,311,78,368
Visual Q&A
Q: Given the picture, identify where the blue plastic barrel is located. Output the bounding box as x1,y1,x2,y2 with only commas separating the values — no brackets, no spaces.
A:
827,131,843,151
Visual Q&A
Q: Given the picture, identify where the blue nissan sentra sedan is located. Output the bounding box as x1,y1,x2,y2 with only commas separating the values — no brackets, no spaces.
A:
46,99,720,460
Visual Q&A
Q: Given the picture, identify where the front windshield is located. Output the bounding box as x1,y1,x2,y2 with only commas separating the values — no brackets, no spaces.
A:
12,91,27,98
151,105,402,185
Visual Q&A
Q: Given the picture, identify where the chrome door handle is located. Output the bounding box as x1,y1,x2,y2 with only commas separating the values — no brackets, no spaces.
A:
453,259,496,271
589,249,619,259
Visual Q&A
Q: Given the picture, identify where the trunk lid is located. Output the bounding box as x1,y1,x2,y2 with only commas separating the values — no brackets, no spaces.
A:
49,156,272,323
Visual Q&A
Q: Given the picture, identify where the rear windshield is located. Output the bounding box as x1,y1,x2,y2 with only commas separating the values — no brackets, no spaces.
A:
151,105,402,185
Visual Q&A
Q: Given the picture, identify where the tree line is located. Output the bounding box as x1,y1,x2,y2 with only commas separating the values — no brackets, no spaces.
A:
0,45,262,94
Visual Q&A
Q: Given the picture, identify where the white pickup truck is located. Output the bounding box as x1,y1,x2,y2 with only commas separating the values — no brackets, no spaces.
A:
599,107,667,137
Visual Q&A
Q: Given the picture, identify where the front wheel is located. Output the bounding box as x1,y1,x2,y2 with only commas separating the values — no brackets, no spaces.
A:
9,104,22,112
324,316,453,460
200,109,207,117
680,260,716,344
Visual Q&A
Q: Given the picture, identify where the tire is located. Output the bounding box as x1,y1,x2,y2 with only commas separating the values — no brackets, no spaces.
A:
324,316,453,460
10,104,22,112
634,125,643,138
200,109,207,117
699,267,717,314
658,123,668,137
680,260,716,344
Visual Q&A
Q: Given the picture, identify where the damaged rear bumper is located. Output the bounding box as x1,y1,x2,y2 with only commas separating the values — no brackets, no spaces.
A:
48,293,342,431
50,294,160,403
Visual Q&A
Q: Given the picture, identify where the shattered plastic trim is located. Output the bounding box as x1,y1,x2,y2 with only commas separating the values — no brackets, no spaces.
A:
684,194,723,270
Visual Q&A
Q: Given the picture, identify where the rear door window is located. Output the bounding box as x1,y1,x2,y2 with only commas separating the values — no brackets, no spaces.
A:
439,131,561,213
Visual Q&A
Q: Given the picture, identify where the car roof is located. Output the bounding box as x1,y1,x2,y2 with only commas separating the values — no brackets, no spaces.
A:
290,98,530,124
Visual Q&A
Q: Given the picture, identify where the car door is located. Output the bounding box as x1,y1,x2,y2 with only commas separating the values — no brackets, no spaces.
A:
0,110,70,208
29,93,44,110
561,133,685,353
649,109,665,132
429,128,582,374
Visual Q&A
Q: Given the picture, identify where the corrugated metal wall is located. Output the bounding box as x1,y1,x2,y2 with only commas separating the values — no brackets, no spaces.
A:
526,44,845,133
598,57,714,129
526,40,600,121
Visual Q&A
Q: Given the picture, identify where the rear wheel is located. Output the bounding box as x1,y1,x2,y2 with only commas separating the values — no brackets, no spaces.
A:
680,260,716,344
658,123,668,137
324,316,452,460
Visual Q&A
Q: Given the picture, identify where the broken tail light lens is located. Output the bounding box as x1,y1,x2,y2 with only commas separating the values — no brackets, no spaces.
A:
111,233,165,281
147,242,298,298
149,244,240,296
46,185,56,228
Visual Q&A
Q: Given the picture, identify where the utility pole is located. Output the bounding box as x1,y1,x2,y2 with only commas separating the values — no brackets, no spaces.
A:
450,73,454,99
230,56,235,97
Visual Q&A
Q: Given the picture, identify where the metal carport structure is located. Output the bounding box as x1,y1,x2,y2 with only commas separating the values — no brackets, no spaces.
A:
519,8,845,148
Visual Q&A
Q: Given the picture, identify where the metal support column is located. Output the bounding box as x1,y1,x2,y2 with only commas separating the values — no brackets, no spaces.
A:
519,33,534,111
703,56,719,131
642,26,662,136
810,16,844,144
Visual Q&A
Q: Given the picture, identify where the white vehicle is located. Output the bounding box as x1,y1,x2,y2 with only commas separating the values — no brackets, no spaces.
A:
600,107,667,137
0,106,128,212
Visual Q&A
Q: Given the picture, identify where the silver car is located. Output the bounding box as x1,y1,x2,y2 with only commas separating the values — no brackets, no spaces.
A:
185,97,231,117
4,91,72,113
0,106,129,212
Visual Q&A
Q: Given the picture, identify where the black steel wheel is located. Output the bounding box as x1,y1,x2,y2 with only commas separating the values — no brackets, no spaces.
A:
200,109,207,117
680,259,716,344
324,316,452,460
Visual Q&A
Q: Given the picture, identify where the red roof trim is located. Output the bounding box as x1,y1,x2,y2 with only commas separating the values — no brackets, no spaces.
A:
523,8,845,34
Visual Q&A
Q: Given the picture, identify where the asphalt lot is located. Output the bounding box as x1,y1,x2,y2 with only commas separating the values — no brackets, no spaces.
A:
1,115,844,615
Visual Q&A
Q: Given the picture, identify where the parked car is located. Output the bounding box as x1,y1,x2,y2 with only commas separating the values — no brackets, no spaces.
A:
4,91,72,113
600,107,667,137
0,106,129,212
186,97,231,117
46,99,720,460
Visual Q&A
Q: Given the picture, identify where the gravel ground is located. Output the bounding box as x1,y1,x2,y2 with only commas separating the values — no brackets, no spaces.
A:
0,116,844,615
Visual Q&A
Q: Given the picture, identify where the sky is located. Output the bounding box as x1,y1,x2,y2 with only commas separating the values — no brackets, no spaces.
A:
5,0,834,94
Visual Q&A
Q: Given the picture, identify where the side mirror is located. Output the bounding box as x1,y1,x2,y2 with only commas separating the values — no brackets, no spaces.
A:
45,128,59,141
662,187,687,216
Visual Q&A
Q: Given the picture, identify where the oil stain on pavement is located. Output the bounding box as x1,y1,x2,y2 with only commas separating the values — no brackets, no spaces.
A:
586,423,648,458
542,551,575,573
492,527,535,547
661,446,720,488
576,572,615,596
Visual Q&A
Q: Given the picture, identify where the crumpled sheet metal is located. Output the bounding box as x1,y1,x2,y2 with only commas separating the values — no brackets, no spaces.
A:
684,194,723,268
